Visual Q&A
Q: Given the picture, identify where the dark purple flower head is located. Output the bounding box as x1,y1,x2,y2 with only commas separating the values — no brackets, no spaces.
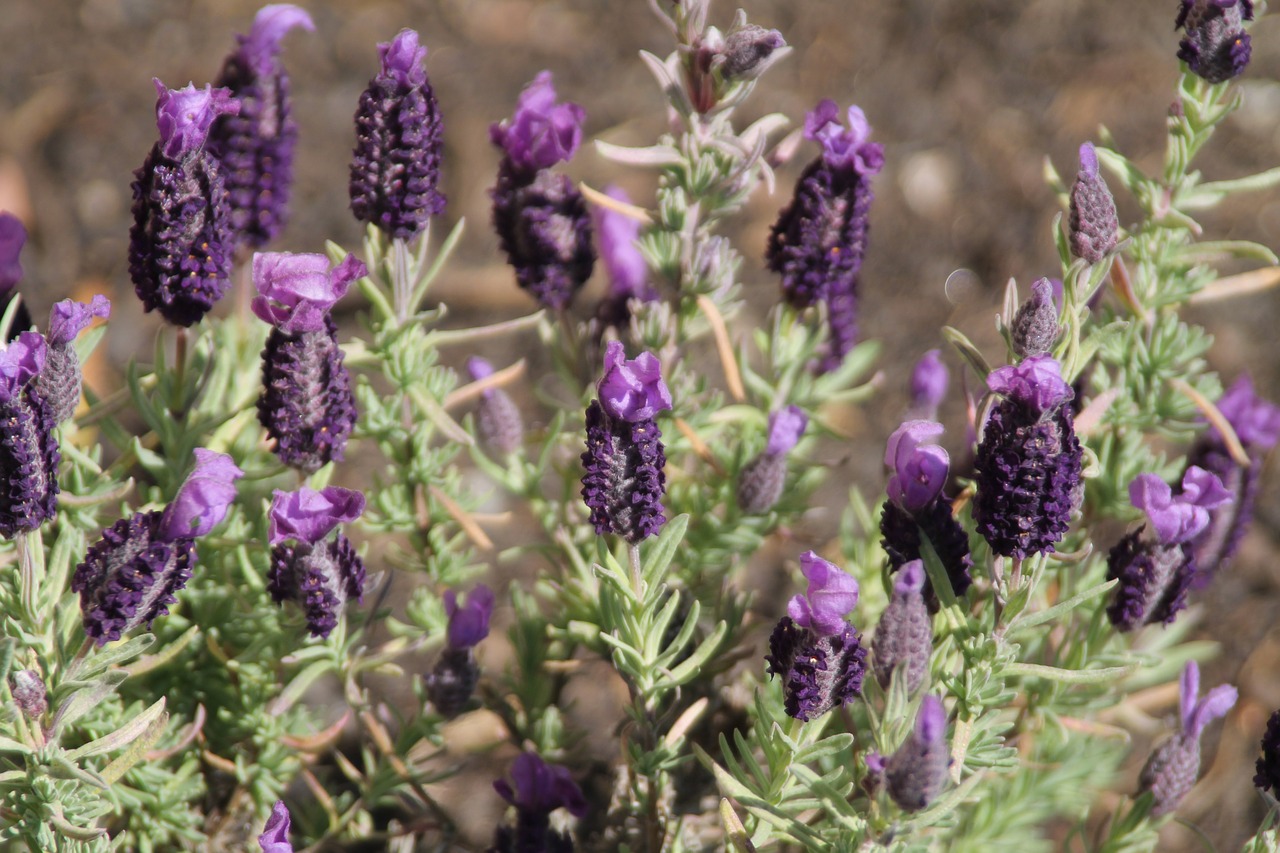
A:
269,486,365,545
1011,278,1060,358
909,350,948,417
987,355,1074,416
47,295,110,348
444,584,495,649
490,72,586,173
885,420,949,513
597,341,672,423
765,405,808,456
252,252,366,334
240,5,314,77
581,400,667,543
154,80,240,160
872,559,932,691
786,551,859,637
380,28,428,89
0,332,46,404
494,752,589,819
1139,661,1236,815
1177,0,1254,84
1255,708,1280,796
1068,143,1119,264
160,449,244,541
1105,529,1196,631
0,213,25,292
1213,374,1280,450
880,498,974,612
1130,467,1231,546
885,695,949,812
803,100,884,176
258,801,293,853
594,186,654,304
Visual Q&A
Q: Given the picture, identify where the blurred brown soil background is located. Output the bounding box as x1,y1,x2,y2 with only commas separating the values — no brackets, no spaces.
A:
4,0,1280,849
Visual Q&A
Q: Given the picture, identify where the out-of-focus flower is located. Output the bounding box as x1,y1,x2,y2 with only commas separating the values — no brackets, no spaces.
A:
737,405,807,514
491,752,587,853
426,584,495,717
37,295,110,424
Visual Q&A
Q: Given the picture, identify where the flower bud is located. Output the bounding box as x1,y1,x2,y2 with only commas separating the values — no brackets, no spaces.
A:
1011,278,1059,358
872,561,932,692
721,25,787,80
10,669,47,719
37,295,111,424
1138,662,1235,815
468,358,524,456
737,406,807,514
1068,143,1118,265
884,696,950,812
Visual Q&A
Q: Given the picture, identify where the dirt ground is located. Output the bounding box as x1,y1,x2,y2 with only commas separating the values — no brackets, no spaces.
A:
2,0,1280,849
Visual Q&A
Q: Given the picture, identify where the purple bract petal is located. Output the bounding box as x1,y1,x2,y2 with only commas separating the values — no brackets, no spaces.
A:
47,295,110,348
885,420,949,513
0,213,25,292
378,28,428,88
597,340,672,422
242,4,315,77
1179,661,1237,739
444,584,495,649
269,486,365,545
910,350,948,413
1078,142,1100,179
1215,374,1280,450
595,185,651,302
0,332,46,403
251,252,367,334
765,405,808,456
153,80,240,159
894,559,926,595
257,800,293,853
1179,466,1233,510
1130,467,1231,545
802,99,884,175
916,694,946,744
494,752,589,819
467,356,495,382
986,355,1074,414
160,449,244,541
490,71,586,172
786,551,859,635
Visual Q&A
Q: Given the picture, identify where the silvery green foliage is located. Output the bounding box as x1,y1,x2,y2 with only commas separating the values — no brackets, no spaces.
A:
1,2,1279,851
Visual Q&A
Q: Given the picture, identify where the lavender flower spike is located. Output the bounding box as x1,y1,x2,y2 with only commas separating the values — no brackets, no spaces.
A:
38,295,111,424
256,252,362,473
208,4,314,248
258,801,293,853
350,28,446,239
0,213,26,292
0,332,59,539
766,552,867,721
872,560,933,692
1177,0,1254,85
737,405,808,514
468,357,524,456
1255,707,1280,796
427,585,496,717
581,342,670,543
885,695,950,811
1138,661,1236,816
130,81,240,326
73,449,243,645
491,752,588,853
1068,143,1119,265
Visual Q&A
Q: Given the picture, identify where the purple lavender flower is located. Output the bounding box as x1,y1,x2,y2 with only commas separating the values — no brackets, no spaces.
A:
491,73,594,311
880,420,973,609
1138,661,1236,816
737,405,807,514
594,186,657,329
0,213,25,292
973,356,1082,559
9,670,46,719
426,584,495,717
765,551,866,721
1067,144,1119,265
258,801,293,853
129,81,240,326
1107,467,1231,631
36,295,110,424
581,342,670,543
1254,707,1280,797
882,695,950,811
267,486,366,639
1011,278,1060,358
1185,374,1280,583
208,5,314,249
871,560,932,692
908,349,948,421
0,332,58,539
255,252,363,473
491,752,588,853
767,100,883,372
1177,0,1254,85
721,24,787,80
468,357,524,456
72,449,243,645
350,29,446,239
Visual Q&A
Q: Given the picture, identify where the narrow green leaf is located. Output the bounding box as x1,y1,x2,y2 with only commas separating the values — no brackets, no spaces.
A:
0,735,31,755
66,697,167,761
659,620,729,689
641,513,689,586
1005,661,1135,685
100,709,169,784
1008,580,1117,635
941,326,991,380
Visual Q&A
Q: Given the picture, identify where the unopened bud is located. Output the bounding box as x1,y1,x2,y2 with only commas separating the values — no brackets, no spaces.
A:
10,669,47,718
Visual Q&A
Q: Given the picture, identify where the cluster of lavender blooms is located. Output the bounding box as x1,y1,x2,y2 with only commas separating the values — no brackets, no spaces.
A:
7,0,1280,850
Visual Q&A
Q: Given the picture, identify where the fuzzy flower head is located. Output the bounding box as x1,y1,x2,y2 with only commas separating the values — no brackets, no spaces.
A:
0,332,46,403
1068,143,1119,264
986,355,1074,416
597,341,672,422
258,801,293,853
765,406,808,456
1213,374,1280,450
490,72,586,173
0,213,25,292
154,80,239,159
1011,278,1060,358
595,185,653,303
1129,467,1232,546
242,5,314,77
909,350,948,416
884,694,950,811
494,752,589,819
444,584,495,649
885,420,949,513
786,551,859,636
269,486,365,545
251,252,366,334
160,449,244,541
1177,0,1254,84
803,100,884,176
47,295,110,348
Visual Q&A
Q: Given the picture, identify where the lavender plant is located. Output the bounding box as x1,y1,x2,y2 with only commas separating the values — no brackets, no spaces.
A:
1,1,1280,851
